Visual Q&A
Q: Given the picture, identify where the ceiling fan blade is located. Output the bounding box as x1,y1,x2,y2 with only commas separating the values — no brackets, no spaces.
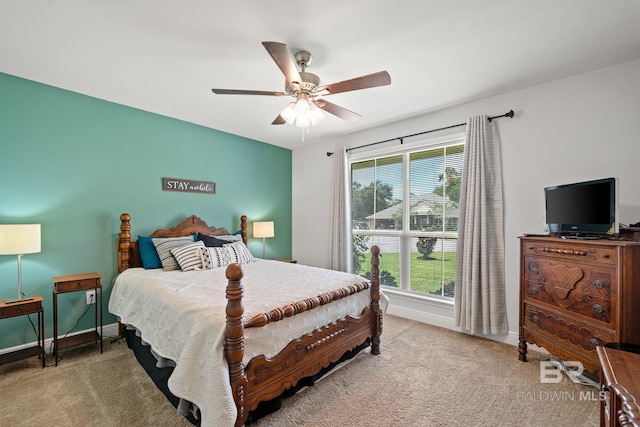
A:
271,115,287,125
315,99,361,122
321,71,391,95
212,88,286,96
262,41,302,88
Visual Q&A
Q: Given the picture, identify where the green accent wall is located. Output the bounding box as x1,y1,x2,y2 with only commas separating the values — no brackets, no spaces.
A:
0,72,292,349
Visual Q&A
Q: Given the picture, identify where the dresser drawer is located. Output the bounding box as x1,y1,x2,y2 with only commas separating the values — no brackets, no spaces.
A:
522,240,617,266
523,303,615,356
54,277,100,293
0,300,41,318
524,256,613,324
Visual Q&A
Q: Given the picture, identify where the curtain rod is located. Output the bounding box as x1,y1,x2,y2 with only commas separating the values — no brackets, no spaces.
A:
326,109,514,156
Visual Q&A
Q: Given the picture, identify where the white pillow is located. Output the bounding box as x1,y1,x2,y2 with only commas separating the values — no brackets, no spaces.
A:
224,241,254,263
171,241,205,271
199,241,255,270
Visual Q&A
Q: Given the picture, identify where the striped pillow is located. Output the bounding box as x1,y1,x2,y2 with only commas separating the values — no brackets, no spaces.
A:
171,241,205,271
152,235,196,271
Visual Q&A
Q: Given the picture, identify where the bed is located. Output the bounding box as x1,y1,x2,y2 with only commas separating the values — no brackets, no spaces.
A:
109,213,383,427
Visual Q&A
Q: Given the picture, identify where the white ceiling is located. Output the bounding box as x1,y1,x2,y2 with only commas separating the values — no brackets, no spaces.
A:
2,1,640,150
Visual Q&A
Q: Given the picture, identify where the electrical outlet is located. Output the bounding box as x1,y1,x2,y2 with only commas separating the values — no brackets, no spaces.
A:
86,290,96,305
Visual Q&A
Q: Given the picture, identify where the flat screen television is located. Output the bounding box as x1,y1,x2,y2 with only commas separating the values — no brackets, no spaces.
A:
544,177,619,236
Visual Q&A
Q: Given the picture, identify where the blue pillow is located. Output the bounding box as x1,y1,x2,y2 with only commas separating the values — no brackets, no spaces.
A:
138,235,162,269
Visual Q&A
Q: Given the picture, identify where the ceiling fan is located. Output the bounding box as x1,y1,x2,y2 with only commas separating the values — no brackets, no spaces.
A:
211,41,391,128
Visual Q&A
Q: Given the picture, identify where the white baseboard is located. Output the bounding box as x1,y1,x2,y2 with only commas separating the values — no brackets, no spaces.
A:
0,322,120,356
387,304,520,347
387,304,457,330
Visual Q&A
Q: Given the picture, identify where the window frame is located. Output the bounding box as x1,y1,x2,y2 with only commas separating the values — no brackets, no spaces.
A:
350,132,465,300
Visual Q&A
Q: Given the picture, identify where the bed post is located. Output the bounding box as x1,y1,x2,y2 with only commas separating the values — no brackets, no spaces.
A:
225,263,248,427
370,245,382,355
118,213,132,273
240,215,248,246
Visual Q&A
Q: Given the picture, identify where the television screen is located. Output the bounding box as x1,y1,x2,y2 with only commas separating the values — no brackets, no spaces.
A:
545,177,618,236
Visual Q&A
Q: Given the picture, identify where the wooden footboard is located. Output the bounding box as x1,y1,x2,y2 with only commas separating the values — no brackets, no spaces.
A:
243,281,371,328
225,246,382,427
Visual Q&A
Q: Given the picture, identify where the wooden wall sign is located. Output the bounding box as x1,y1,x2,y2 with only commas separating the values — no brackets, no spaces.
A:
162,177,216,195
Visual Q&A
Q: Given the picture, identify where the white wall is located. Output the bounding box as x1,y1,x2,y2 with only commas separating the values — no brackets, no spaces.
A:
292,58,640,342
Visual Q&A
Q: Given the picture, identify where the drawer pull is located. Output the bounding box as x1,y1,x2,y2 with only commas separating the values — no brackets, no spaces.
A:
589,337,600,347
593,280,604,289
529,286,539,295
592,304,604,314
78,282,83,288
542,247,587,256
530,314,540,324
528,266,539,275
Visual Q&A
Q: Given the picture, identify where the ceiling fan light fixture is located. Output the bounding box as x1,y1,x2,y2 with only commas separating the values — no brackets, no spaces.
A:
292,94,314,128
309,103,324,125
295,112,311,128
280,102,297,124
294,96,311,116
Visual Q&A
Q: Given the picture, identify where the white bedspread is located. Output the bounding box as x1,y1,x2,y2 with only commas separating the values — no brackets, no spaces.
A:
108,259,379,427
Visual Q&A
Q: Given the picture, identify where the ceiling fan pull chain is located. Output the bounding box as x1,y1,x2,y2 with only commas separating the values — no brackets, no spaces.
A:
302,126,311,142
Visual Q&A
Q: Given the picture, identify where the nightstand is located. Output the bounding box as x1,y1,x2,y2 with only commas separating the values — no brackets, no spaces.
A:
52,272,102,366
276,258,297,263
0,294,45,368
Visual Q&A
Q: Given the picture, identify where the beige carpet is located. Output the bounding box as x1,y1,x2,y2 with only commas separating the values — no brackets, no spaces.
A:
0,315,599,427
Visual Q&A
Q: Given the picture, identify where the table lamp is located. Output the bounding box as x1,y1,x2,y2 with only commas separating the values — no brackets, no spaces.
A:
0,224,41,303
253,221,274,259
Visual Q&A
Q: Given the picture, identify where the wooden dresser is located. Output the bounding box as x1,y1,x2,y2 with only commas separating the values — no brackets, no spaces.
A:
518,236,640,373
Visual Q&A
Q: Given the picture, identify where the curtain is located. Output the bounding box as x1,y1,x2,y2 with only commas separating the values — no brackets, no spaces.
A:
328,147,352,272
454,116,508,335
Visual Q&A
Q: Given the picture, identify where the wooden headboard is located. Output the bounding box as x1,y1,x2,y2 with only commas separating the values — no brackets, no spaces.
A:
117,213,248,273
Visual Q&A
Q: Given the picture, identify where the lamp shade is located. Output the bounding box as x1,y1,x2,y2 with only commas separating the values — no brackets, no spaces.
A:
253,221,274,239
0,224,41,255
280,102,297,124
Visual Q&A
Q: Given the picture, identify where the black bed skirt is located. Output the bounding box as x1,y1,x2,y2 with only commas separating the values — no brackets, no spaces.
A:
124,328,370,425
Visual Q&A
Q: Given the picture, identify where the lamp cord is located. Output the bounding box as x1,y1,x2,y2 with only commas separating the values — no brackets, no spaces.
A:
26,314,40,346
48,294,94,355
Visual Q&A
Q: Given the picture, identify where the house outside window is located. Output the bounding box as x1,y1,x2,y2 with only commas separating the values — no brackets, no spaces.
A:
350,133,464,299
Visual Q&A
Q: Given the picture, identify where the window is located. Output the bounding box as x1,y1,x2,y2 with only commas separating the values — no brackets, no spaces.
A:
350,134,464,299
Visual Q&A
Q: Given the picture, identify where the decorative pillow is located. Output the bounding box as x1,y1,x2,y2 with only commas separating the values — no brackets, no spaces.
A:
199,241,255,270
197,233,228,247
171,241,205,271
152,235,196,271
199,246,231,270
224,241,255,264
138,235,162,269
